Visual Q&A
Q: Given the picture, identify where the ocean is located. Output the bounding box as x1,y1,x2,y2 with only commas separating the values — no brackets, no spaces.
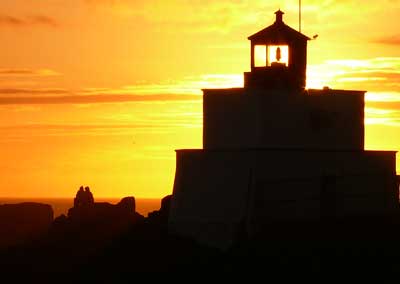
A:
0,197,162,218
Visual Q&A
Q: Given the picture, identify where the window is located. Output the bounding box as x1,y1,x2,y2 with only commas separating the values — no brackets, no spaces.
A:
268,45,289,66
254,45,267,67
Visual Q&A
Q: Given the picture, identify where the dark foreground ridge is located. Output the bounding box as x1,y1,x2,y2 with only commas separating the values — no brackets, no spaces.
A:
0,202,53,248
1,188,400,281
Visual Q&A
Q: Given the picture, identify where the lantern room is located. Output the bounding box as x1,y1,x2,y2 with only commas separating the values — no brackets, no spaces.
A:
244,10,310,90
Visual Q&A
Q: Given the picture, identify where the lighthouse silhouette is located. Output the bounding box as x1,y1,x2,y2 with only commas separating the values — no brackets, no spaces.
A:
168,10,399,249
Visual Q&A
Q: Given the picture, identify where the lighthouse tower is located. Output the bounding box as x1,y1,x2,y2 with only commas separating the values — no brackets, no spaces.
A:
245,9,309,90
168,10,398,249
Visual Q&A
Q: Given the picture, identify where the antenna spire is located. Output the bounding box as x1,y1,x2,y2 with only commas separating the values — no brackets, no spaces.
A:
299,0,302,32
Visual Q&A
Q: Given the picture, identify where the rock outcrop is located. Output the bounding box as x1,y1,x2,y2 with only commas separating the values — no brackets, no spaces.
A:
66,187,142,223
50,188,144,248
148,194,171,226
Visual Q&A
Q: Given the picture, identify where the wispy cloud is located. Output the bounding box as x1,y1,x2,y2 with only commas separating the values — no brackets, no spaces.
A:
367,101,400,112
0,88,69,95
365,106,400,126
0,69,61,76
81,0,400,37
0,15,59,28
0,93,200,105
0,123,157,131
307,57,400,91
28,15,58,27
81,74,243,96
0,74,242,105
373,35,400,45
360,91,400,126
83,0,276,33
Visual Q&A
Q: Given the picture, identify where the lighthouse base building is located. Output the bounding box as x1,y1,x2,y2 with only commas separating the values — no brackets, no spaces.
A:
168,10,399,249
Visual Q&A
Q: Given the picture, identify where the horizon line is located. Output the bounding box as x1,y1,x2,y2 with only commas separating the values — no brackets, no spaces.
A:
0,196,164,200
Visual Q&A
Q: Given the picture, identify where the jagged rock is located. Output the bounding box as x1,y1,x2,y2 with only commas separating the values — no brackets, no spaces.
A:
0,202,53,248
67,198,143,222
68,187,142,224
63,194,144,246
117,196,135,213
147,195,172,225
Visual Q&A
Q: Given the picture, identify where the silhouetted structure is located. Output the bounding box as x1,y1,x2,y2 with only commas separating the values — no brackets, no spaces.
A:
169,10,399,249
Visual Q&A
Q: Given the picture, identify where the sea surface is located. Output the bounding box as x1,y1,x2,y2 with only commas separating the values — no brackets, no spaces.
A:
0,197,162,218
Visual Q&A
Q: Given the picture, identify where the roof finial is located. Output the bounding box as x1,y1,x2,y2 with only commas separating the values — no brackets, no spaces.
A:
275,9,284,23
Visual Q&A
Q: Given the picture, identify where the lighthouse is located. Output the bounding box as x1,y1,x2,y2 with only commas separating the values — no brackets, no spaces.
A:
168,10,398,249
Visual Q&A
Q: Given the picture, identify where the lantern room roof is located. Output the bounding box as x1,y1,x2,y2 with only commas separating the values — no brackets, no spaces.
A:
248,10,310,43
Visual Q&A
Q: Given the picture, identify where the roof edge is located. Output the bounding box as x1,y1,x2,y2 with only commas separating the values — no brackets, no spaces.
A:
247,22,311,41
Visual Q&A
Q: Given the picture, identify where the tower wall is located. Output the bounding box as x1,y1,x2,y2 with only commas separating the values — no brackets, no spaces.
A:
169,149,398,249
203,88,365,150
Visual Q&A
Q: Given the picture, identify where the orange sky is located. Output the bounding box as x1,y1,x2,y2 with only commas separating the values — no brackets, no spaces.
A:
0,0,400,198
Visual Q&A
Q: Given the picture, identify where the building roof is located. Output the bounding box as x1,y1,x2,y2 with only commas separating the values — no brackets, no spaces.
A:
248,10,310,43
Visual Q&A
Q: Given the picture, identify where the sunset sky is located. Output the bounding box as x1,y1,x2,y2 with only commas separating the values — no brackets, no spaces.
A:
0,0,399,198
